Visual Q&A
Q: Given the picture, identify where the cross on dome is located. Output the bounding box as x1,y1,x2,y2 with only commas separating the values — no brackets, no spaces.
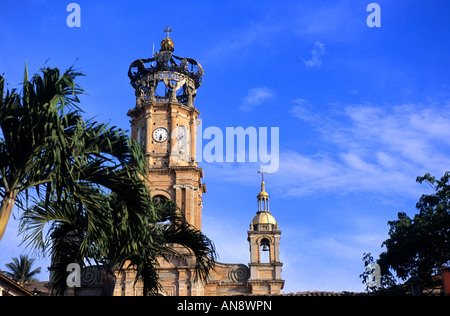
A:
257,167,268,182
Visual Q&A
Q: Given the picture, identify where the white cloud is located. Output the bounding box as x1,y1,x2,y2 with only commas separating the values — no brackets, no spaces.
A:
294,2,359,39
240,87,274,112
202,20,283,64
302,41,326,67
290,99,318,122
282,102,450,198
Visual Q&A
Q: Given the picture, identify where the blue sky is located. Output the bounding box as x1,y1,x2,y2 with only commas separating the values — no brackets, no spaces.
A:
1,0,450,293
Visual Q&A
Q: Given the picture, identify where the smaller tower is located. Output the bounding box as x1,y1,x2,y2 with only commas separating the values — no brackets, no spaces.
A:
247,169,284,294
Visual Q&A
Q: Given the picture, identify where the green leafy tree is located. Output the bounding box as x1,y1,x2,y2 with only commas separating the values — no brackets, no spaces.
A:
362,172,450,294
4,255,41,286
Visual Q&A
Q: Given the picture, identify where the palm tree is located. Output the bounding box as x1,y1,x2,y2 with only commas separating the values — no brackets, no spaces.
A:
4,255,42,286
0,65,145,241
2,65,216,295
0,64,83,240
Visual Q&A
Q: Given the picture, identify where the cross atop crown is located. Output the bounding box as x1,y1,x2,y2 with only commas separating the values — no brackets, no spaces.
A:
163,25,173,39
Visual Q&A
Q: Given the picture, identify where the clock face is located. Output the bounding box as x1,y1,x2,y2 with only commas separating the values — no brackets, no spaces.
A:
153,127,168,142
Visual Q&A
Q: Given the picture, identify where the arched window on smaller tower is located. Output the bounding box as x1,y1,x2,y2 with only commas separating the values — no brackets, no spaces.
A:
260,238,270,263
258,196,269,212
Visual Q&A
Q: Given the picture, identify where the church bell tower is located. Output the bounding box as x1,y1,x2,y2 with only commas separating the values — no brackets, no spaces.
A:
127,26,206,230
247,170,284,294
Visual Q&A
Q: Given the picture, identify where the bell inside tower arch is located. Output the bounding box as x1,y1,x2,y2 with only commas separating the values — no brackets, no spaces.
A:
260,238,271,263
261,241,270,252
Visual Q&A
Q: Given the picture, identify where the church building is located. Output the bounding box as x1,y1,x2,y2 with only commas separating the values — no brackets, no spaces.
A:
112,27,284,296
49,27,284,296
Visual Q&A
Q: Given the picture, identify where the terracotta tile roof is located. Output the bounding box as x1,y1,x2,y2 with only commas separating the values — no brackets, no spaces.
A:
24,281,49,296
0,271,34,296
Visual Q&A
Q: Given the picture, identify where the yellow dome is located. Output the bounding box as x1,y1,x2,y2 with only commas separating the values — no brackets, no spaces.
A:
257,191,269,198
252,211,277,226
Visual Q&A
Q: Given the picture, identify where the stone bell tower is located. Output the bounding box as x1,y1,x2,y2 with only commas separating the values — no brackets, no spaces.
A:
127,26,206,230
247,170,284,294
